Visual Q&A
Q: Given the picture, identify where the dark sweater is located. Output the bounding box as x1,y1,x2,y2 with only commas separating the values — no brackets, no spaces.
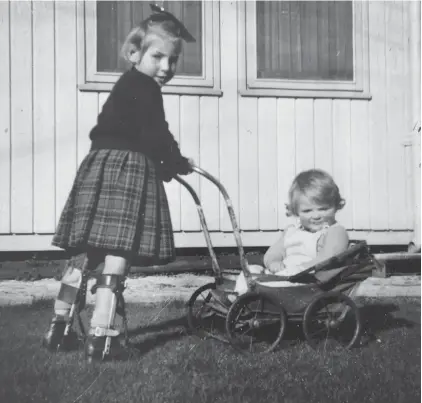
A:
90,68,189,176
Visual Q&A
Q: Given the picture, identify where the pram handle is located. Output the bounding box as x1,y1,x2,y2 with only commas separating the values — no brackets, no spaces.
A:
174,165,251,283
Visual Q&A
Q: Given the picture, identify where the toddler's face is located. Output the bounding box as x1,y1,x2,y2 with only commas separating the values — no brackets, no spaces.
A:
135,35,181,86
296,195,337,232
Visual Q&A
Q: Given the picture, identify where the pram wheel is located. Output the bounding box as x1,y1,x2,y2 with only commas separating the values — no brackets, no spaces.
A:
303,291,362,351
226,292,287,354
187,282,221,339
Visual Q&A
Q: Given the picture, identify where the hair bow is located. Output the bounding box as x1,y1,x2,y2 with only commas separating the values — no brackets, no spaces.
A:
149,3,196,43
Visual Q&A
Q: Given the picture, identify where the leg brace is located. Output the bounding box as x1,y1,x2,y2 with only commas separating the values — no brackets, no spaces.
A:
56,253,101,339
90,275,127,334
90,274,128,358
56,264,90,339
57,267,88,312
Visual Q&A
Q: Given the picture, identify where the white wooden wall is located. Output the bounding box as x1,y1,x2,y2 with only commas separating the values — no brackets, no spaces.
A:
0,1,416,251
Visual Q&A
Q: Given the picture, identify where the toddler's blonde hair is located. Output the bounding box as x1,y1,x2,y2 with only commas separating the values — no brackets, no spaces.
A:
286,169,345,216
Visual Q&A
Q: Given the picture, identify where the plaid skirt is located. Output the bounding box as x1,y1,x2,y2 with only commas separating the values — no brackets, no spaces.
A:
52,149,176,265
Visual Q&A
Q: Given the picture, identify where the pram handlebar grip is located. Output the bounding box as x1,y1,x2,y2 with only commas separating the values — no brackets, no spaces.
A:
175,166,251,281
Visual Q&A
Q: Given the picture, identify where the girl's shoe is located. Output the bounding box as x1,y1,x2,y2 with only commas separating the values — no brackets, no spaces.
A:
84,333,131,363
84,335,107,362
42,316,80,352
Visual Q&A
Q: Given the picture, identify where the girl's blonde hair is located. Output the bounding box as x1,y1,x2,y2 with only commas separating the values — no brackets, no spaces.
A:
121,19,183,64
286,169,345,216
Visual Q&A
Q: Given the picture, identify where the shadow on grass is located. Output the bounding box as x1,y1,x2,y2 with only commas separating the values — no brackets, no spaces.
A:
127,316,188,337
125,305,233,354
130,331,187,355
279,301,420,348
122,300,419,356
358,302,419,346
126,316,188,354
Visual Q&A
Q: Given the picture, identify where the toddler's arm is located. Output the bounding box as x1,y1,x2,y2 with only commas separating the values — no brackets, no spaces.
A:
263,229,289,273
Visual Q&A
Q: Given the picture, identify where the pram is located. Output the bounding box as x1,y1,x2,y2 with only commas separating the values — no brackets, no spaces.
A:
180,166,420,354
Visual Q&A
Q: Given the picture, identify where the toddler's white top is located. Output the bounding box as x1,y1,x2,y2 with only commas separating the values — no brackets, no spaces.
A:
281,222,333,276
235,222,339,293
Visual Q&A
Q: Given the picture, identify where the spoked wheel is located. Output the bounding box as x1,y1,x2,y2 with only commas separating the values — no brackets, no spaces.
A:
303,291,362,351
187,282,223,339
226,292,287,354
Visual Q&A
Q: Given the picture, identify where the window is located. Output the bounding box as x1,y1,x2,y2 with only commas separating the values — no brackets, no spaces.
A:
239,1,370,99
78,1,221,95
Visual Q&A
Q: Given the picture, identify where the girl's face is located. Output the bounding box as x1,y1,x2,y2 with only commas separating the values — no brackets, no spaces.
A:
296,194,337,232
134,35,181,86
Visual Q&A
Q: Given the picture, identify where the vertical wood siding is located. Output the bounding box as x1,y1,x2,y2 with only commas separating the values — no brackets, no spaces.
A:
332,100,353,229
0,1,415,247
0,1,11,233
385,1,408,229
276,98,296,230
368,0,390,230
198,97,220,231
55,0,78,226
218,0,240,231
257,98,278,230
33,1,55,233
238,97,259,230
10,1,33,233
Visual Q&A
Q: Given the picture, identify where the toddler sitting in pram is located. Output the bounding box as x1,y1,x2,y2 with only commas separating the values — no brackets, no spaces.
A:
232,169,350,297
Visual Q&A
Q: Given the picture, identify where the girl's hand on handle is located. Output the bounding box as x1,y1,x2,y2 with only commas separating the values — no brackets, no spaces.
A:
159,157,195,182
178,157,195,175
187,158,195,170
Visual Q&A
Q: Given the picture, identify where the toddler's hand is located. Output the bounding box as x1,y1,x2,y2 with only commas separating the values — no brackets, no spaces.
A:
267,262,285,274
248,264,265,274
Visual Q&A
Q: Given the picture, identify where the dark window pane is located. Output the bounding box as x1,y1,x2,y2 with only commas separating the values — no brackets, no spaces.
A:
256,1,354,81
96,1,202,76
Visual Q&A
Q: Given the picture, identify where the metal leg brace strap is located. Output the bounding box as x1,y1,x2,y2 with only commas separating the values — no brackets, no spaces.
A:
90,274,128,358
57,268,90,342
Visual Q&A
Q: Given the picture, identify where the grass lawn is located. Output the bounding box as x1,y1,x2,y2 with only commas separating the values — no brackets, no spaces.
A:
0,297,420,403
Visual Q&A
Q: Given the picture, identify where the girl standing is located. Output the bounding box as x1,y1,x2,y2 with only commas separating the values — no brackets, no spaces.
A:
43,6,195,361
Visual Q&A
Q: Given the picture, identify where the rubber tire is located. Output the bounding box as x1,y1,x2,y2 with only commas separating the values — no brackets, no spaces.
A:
187,282,217,336
302,291,362,350
225,292,287,354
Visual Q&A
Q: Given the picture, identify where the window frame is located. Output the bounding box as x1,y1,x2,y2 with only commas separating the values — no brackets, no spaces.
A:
77,0,222,96
238,0,371,99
